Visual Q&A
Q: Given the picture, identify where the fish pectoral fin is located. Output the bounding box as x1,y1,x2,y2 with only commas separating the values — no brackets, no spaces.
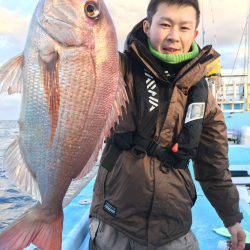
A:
0,204,63,250
3,137,41,202
0,54,24,94
38,51,60,146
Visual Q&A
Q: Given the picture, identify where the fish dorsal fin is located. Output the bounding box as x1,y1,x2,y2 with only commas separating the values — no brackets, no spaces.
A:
102,71,129,140
3,137,41,202
0,54,24,94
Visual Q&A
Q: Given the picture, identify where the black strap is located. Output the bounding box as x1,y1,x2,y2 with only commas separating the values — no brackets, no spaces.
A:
106,132,190,171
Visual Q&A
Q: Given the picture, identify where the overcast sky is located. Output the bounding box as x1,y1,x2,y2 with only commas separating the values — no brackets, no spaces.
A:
0,0,249,120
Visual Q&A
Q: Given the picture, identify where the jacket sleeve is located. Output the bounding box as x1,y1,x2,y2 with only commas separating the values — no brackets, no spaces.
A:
175,78,208,160
192,90,243,227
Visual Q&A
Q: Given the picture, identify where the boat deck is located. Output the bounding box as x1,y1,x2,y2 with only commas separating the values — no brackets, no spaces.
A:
56,145,250,250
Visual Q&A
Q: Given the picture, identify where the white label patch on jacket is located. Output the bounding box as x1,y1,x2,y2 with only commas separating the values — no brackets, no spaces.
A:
185,102,205,124
144,69,158,112
103,200,117,217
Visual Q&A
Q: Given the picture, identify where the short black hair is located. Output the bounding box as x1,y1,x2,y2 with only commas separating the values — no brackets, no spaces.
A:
147,0,200,27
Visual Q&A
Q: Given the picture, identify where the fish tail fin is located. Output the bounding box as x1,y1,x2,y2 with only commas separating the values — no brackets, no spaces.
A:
0,204,63,250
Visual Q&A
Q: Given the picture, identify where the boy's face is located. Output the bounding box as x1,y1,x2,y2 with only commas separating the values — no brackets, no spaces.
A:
143,3,198,55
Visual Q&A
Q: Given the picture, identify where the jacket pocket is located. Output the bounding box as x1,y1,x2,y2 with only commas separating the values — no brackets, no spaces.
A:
103,150,135,199
102,150,127,197
103,169,110,198
179,169,197,206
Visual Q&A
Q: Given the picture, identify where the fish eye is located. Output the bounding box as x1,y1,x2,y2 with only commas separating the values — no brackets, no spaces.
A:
84,2,100,19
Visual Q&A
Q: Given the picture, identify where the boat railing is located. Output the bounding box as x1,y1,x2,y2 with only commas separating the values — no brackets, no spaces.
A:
208,75,250,113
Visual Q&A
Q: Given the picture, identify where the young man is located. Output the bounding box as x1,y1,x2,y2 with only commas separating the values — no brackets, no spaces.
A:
89,0,246,249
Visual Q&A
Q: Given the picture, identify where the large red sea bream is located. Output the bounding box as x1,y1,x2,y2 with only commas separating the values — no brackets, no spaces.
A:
0,0,127,249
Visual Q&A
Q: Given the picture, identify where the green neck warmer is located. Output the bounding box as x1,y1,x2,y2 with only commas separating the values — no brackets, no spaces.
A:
148,40,199,64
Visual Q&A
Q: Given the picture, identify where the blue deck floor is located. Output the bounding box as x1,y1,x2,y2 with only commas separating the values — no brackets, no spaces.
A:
62,178,94,250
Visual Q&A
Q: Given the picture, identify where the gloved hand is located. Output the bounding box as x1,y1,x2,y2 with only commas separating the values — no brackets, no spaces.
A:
157,147,190,173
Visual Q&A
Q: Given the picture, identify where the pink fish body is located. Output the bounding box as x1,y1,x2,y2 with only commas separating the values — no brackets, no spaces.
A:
0,0,127,249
